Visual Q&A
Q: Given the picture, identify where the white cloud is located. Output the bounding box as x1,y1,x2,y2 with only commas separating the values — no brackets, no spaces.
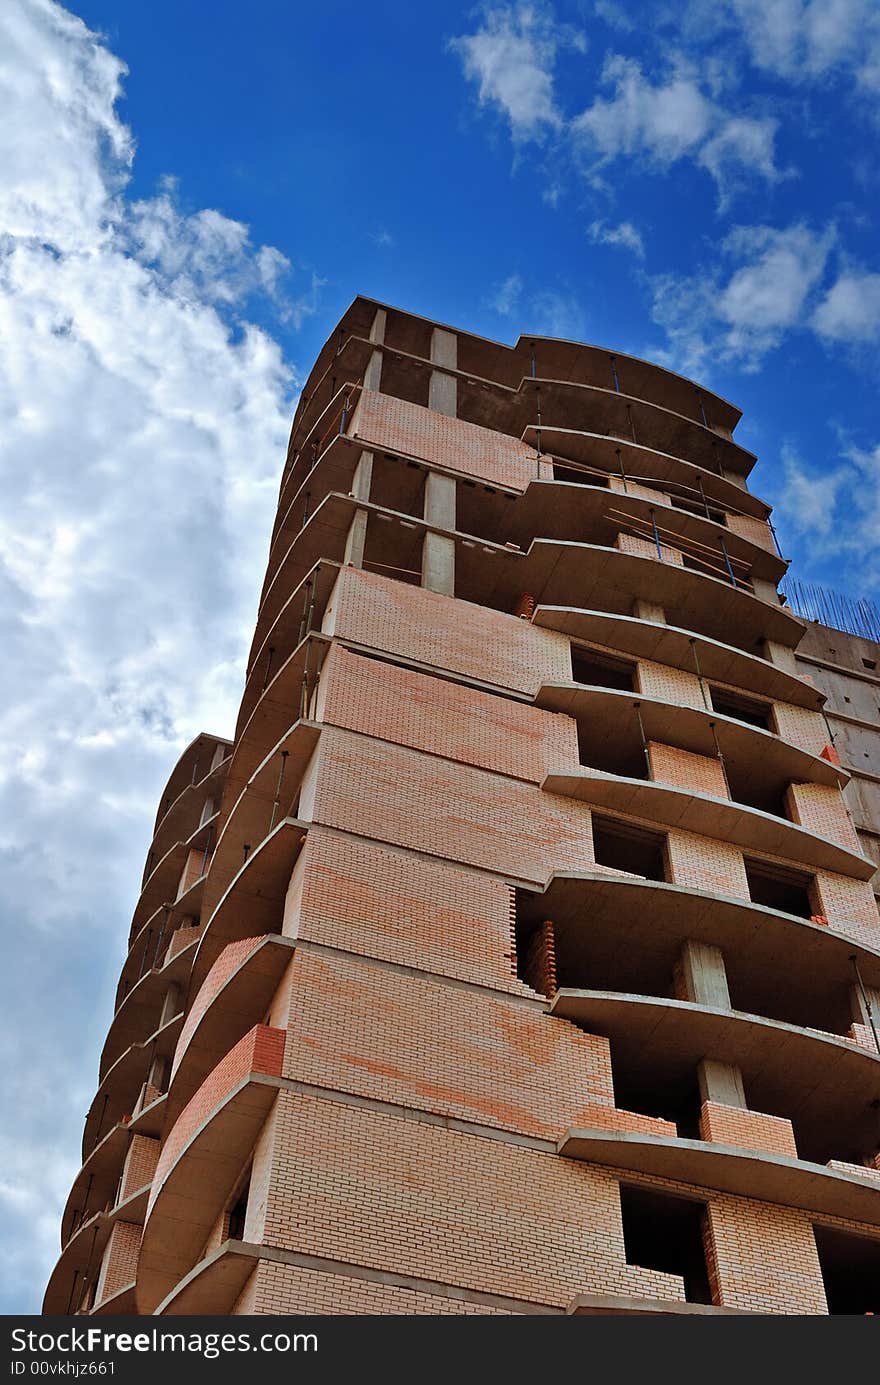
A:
723,0,880,92
572,53,783,199
778,439,880,590
651,222,836,370
488,271,524,314
812,269,880,342
0,0,310,1310
587,218,645,258
449,3,570,140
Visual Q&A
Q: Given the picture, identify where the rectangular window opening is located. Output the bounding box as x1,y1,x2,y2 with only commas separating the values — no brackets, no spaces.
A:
744,857,815,920
571,645,637,692
592,815,669,882
619,1184,713,1305
813,1225,880,1315
710,686,773,731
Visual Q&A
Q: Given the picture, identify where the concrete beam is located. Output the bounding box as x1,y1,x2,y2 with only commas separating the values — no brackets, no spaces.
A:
421,472,456,595
429,326,458,417
678,940,731,1010
698,1058,747,1109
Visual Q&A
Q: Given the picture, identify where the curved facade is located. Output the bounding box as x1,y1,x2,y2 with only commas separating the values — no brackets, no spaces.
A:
46,298,880,1316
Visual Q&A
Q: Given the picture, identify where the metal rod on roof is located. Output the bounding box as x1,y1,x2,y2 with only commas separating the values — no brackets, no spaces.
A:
850,956,880,1056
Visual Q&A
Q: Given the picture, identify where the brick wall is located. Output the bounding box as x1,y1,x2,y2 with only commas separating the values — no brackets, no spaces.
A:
772,702,830,758
648,741,729,798
352,390,542,492
164,921,202,964
616,532,684,566
608,475,670,507
699,1102,798,1159
238,1261,516,1314
324,565,571,695
812,872,880,944
785,782,863,854
309,726,595,884
317,643,578,782
283,829,527,994
95,1222,141,1307
119,1135,160,1202
726,513,777,555
250,1090,685,1309
277,948,617,1140
702,1201,827,1313
637,660,706,709
666,830,750,897
177,848,205,899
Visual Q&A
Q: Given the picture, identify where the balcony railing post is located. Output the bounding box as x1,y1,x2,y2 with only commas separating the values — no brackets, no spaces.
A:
709,721,732,798
649,509,663,560
718,535,738,587
633,702,651,779
269,750,290,833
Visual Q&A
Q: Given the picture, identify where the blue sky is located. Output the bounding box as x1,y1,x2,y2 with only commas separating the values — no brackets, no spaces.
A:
0,0,878,1313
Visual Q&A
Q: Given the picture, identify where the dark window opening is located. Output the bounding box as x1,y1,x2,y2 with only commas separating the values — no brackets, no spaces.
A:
744,858,814,919
723,764,789,818
862,658,877,672
592,816,668,881
227,1177,251,1242
709,686,773,731
813,1225,880,1315
571,646,637,692
552,462,608,487
619,1185,713,1304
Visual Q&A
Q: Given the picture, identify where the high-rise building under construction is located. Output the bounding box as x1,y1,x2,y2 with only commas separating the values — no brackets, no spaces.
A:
45,298,880,1316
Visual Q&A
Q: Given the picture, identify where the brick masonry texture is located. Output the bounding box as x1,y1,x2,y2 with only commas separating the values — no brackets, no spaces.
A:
318,642,578,782
699,1102,798,1159
352,389,542,492
119,1136,160,1202
786,781,864,854
171,936,264,1082
637,659,706,709
648,740,729,797
277,948,623,1140
308,726,595,883
248,1091,686,1309
283,828,530,994
238,1261,516,1315
726,512,777,555
616,531,684,565
325,564,572,694
165,921,202,963
95,1222,141,1307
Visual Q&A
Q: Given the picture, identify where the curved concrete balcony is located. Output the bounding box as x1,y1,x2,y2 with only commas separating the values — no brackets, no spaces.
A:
525,426,767,518
63,1121,129,1248
250,491,802,660
191,817,309,996
520,872,880,1037
43,1182,151,1315
152,733,231,837
148,753,230,869
551,990,880,1161
154,1241,260,1315
566,1292,753,1315
533,607,824,711
119,888,205,1007
518,378,754,479
559,1129,880,1229
226,635,329,817
544,767,872,879
137,1024,285,1314
166,934,295,1130
539,682,843,793
90,1282,137,1315
513,479,785,584
264,436,360,597
100,932,194,1080
240,563,337,744
129,814,216,941
89,1009,184,1154
200,721,319,927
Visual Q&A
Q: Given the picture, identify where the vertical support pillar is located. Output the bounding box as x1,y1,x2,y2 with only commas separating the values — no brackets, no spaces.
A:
678,940,748,1110
363,308,385,392
421,472,456,596
428,327,458,417
632,598,666,624
343,449,374,569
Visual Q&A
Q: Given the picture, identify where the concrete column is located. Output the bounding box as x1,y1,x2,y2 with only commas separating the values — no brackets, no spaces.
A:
429,326,457,417
343,510,368,569
698,1058,747,1109
147,1053,169,1095
351,450,373,501
363,307,385,392
752,576,781,604
632,598,666,624
762,639,798,674
678,940,731,1009
159,983,182,1028
421,472,456,596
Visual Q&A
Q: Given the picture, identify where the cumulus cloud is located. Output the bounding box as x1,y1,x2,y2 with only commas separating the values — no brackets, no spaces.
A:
651,221,837,371
587,218,645,258
0,0,309,1310
721,0,880,94
572,54,783,200
812,269,880,342
451,5,784,202
779,439,880,589
448,3,572,140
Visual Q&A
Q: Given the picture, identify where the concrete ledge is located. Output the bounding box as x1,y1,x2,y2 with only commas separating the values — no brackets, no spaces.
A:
559,1127,880,1228
566,1292,755,1315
